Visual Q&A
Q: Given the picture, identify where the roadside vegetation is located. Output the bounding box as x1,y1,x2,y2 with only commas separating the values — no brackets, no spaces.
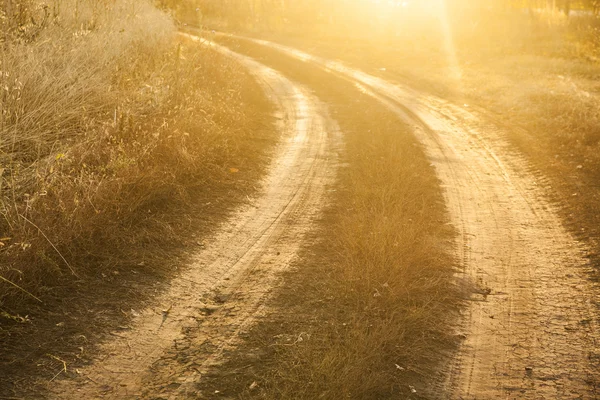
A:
0,0,276,396
197,38,461,399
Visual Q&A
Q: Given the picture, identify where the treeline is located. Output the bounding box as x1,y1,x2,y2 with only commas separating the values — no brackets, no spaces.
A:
163,0,600,31
514,0,600,15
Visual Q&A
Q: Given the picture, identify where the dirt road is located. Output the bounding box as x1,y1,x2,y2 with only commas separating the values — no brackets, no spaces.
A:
47,35,600,399
48,37,340,399
227,37,600,398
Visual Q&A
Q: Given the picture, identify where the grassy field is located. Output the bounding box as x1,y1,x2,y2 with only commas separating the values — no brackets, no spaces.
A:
0,1,277,396
197,37,462,399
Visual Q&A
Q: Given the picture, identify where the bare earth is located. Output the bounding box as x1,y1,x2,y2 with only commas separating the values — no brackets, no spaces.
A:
237,38,600,398
48,35,600,399
49,37,341,399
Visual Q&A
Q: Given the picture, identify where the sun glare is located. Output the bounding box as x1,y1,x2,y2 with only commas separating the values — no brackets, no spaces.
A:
436,0,463,83
363,0,463,84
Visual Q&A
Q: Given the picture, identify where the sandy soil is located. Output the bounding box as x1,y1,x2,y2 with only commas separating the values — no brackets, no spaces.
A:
47,36,341,399
239,37,600,399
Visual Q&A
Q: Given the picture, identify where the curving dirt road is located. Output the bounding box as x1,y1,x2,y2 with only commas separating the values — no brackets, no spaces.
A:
231,37,600,399
46,33,600,399
48,36,341,399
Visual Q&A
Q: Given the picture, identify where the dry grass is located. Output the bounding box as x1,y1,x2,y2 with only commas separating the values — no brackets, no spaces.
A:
257,134,458,399
0,1,278,396
197,38,461,399
0,0,175,299
0,0,259,303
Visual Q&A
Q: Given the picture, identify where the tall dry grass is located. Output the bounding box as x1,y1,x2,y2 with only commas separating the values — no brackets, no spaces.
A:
0,0,272,312
1,1,279,395
0,0,175,302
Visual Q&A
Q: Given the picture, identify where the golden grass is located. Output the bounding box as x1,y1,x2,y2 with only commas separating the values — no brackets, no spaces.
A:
1,0,177,294
260,136,458,398
1,2,279,396
0,0,279,373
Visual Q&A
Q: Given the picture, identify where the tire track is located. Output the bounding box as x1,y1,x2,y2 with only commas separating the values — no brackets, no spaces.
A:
236,36,600,399
48,35,341,399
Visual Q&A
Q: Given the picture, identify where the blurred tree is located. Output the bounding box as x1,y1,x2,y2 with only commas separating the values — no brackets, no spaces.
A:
173,0,600,32
581,0,600,14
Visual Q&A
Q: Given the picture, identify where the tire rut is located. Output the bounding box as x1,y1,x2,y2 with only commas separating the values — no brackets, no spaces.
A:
48,35,341,399
238,36,600,399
